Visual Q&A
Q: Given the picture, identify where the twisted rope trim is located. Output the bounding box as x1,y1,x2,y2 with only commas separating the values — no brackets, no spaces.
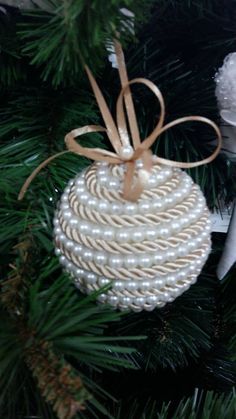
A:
57,211,209,255
59,243,210,280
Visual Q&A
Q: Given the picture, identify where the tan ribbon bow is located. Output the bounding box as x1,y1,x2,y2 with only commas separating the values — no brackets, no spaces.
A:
18,40,222,201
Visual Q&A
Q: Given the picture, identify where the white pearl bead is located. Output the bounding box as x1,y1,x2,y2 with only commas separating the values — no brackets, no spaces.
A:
126,281,138,290
82,250,93,262
107,295,119,306
76,178,85,186
161,292,171,302
138,169,150,186
98,276,110,286
97,293,107,302
146,295,158,304
159,227,171,238
65,186,71,194
141,281,151,290
61,193,68,202
164,196,175,206
59,255,66,265
124,203,136,215
116,229,130,242
63,210,73,219
131,228,145,242
80,222,90,234
75,268,84,277
145,228,157,240
166,249,176,261
138,200,151,213
166,275,176,285
187,241,195,250
171,221,181,233
154,278,164,287
140,255,152,268
109,179,120,188
156,173,164,181
76,186,85,194
119,145,134,160
65,240,74,249
113,281,123,290
102,227,115,241
98,200,110,212
178,244,188,256
97,168,107,176
69,217,79,226
120,296,132,305
110,202,122,215
61,203,69,210
180,216,189,226
80,193,89,203
84,272,97,284
94,252,107,265
58,233,66,243
54,227,61,235
173,191,182,200
152,200,165,211
178,269,187,279
91,226,102,239
153,253,165,264
55,248,61,256
189,264,197,273
124,255,138,269
99,175,109,185
147,175,158,187
109,255,123,269
135,297,145,306
74,245,83,255
88,198,97,208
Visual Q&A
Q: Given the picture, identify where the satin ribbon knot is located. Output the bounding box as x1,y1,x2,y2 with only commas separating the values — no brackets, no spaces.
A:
18,40,222,201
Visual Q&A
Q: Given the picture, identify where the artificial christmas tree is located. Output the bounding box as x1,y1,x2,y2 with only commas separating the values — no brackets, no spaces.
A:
1,1,236,418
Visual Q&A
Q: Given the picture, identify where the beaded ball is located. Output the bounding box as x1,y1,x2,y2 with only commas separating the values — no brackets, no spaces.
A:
53,158,211,312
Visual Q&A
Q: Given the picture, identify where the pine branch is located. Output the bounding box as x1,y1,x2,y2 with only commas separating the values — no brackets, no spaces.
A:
111,388,236,419
17,0,153,86
0,237,142,418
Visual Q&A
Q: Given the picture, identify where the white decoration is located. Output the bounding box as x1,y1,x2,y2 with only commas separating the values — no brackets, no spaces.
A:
214,53,236,158
215,52,236,118
54,161,211,312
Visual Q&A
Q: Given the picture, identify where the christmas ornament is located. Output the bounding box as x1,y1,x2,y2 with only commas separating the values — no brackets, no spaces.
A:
215,52,236,126
53,160,212,312
215,52,236,160
19,41,221,311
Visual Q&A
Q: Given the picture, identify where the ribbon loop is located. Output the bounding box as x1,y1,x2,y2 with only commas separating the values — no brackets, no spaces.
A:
116,78,165,151
18,40,222,202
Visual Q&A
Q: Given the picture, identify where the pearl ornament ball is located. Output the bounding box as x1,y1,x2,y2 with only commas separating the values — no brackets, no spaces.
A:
54,160,212,312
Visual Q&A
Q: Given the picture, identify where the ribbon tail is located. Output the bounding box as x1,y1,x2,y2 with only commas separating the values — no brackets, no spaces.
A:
123,161,144,202
114,40,141,149
84,65,122,153
18,151,69,200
